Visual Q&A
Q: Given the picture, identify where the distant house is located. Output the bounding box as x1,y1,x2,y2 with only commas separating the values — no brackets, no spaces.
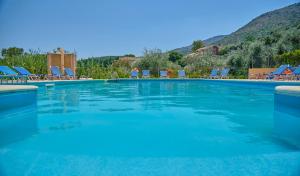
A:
114,56,141,68
196,45,219,55
119,56,138,63
118,56,139,65
47,48,76,76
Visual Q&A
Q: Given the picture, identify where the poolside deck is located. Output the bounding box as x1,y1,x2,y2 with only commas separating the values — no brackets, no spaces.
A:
0,85,38,93
113,78,300,82
276,86,300,95
22,78,300,87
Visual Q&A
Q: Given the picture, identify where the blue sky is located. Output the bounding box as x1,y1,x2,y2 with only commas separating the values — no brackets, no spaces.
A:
0,0,298,58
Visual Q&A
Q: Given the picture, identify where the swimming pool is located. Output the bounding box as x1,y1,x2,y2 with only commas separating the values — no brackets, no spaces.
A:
1,80,300,175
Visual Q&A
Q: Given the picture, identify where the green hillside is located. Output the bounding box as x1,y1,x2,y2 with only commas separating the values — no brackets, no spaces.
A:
204,35,226,45
172,3,300,54
216,3,300,45
172,45,192,55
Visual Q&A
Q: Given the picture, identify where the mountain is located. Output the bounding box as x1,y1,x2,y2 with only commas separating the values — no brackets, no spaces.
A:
172,45,192,55
172,35,226,55
172,3,300,55
204,35,227,45
216,3,300,45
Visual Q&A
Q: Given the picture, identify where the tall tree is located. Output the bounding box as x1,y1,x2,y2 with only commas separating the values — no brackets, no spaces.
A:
168,51,183,63
192,40,204,52
123,54,136,57
249,42,263,68
1,47,24,57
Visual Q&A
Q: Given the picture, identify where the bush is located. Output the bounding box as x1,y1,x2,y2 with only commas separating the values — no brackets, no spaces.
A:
0,51,47,74
168,51,183,63
135,49,169,77
275,49,300,66
192,40,204,52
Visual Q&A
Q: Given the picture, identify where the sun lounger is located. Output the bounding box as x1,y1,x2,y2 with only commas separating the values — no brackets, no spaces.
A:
50,66,64,79
142,70,150,78
64,67,76,79
160,71,168,78
220,68,230,79
131,70,138,78
293,65,300,80
0,66,26,84
178,70,186,78
266,65,291,80
209,69,219,79
13,66,41,80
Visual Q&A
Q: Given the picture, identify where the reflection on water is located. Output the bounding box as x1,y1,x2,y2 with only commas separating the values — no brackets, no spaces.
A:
38,86,80,114
2,81,300,175
99,81,282,146
39,81,275,123
34,80,299,155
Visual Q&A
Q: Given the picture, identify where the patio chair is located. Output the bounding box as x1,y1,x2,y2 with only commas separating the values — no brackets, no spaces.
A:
64,67,76,79
220,68,230,79
178,70,186,78
0,66,26,83
131,70,138,78
293,65,300,80
142,70,150,78
209,69,219,79
50,66,64,79
160,71,168,78
266,65,291,80
13,66,41,80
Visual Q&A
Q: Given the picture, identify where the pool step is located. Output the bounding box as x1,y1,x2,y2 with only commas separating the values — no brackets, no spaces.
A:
1,149,300,176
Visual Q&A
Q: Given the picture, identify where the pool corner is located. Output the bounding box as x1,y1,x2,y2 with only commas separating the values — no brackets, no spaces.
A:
274,86,300,148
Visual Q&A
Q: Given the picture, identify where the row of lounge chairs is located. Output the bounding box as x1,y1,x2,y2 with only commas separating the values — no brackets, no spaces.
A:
3,64,298,81
0,65,76,83
49,66,76,80
0,66,28,83
209,68,230,79
131,68,230,79
267,65,300,80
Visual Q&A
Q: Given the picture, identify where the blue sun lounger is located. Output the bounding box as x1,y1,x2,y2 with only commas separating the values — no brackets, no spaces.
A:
13,66,40,80
293,65,300,80
64,67,76,79
220,68,230,79
267,65,290,80
0,66,27,84
131,70,138,78
209,69,219,79
50,66,64,79
142,70,150,78
178,70,186,78
160,71,168,78
273,65,290,75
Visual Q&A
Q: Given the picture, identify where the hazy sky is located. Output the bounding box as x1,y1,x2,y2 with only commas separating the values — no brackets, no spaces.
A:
0,0,298,58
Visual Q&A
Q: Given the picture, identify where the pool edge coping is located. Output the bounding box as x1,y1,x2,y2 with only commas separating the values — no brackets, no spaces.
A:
0,85,38,93
275,86,300,96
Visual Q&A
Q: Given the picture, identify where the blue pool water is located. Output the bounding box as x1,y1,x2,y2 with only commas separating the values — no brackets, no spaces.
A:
1,80,300,175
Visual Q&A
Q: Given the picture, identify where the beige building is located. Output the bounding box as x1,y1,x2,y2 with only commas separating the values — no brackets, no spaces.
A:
118,56,138,63
47,48,76,76
196,45,219,55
